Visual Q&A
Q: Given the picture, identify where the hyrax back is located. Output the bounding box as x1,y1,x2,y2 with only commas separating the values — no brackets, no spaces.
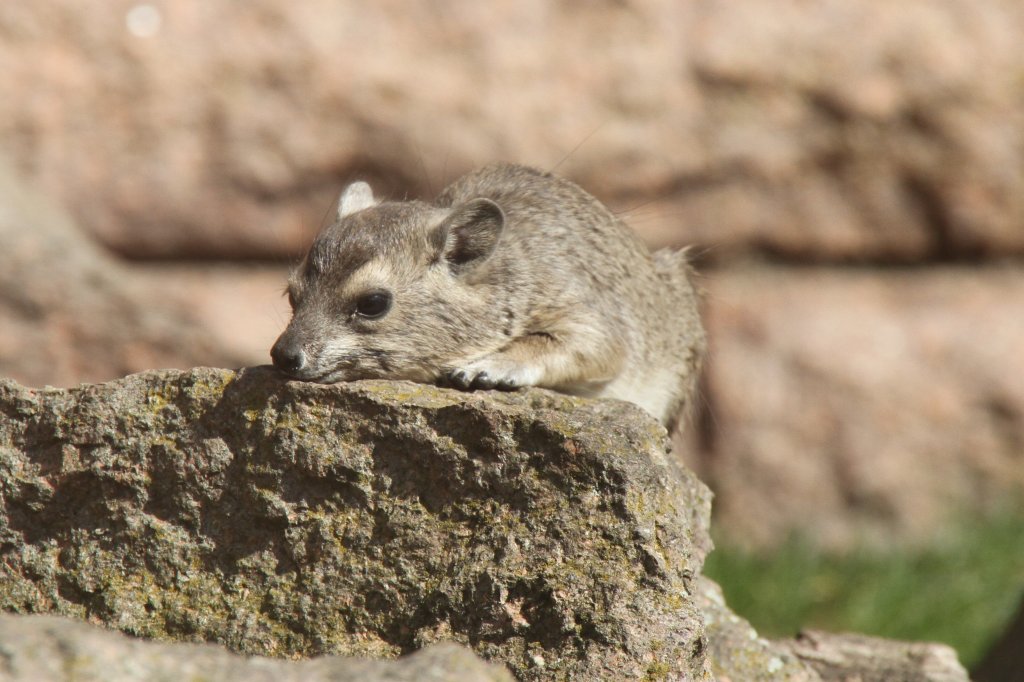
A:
271,163,705,431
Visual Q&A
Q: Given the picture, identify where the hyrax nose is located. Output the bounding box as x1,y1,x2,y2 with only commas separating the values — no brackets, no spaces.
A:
271,338,306,374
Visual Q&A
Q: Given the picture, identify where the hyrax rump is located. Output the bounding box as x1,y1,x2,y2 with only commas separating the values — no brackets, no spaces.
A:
271,163,705,431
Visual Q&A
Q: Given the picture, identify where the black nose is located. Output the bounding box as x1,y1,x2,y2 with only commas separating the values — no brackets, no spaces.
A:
271,338,306,373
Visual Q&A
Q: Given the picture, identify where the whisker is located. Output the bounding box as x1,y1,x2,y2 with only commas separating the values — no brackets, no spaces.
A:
549,121,606,173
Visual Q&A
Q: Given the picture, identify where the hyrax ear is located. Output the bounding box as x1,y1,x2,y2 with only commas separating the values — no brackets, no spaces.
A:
336,181,376,219
433,198,505,272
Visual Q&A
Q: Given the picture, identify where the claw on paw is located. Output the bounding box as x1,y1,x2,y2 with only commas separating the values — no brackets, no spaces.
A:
440,363,531,392
443,369,474,390
472,371,497,389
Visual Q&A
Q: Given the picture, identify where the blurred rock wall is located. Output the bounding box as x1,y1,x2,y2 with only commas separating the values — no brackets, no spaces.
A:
1,0,1022,549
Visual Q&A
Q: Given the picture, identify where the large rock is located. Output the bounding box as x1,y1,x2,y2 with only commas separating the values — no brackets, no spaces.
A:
1,0,1022,261
0,161,242,389
680,266,1024,549
0,367,715,680
0,368,971,680
0,614,514,682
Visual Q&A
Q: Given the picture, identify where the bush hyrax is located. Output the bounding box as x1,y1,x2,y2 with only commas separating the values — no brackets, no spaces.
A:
271,163,705,431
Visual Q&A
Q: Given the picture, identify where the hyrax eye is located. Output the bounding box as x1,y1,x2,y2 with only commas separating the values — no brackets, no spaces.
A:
355,291,392,319
286,289,298,309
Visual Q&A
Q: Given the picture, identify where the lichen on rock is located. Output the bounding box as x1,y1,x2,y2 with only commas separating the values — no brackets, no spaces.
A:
0,366,715,680
0,366,971,681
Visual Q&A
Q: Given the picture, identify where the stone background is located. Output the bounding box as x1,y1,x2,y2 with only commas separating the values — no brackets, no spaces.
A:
1,0,1022,550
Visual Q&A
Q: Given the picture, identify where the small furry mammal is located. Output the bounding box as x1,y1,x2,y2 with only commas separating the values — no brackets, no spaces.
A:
271,163,705,431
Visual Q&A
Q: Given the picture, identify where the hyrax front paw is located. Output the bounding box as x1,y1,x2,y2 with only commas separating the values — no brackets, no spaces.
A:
442,357,542,392
443,368,517,391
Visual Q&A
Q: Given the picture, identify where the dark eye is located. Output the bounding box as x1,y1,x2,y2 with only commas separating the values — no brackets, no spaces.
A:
286,289,298,309
355,291,392,319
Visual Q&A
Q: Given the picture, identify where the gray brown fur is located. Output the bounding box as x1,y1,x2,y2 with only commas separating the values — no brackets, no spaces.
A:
271,163,705,431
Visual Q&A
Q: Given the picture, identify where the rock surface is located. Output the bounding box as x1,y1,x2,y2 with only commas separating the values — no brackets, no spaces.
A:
779,630,969,682
0,161,242,389
0,368,973,680
0,367,715,680
679,266,1024,549
2,0,1023,261
695,577,818,682
0,613,514,682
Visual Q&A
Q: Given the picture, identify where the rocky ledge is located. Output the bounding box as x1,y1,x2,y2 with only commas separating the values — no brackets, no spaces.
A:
0,367,967,681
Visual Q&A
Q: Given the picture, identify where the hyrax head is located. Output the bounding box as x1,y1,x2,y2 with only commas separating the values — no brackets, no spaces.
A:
271,181,507,384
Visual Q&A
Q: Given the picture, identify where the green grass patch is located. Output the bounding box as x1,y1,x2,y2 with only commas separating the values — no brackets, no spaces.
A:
702,513,1024,669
